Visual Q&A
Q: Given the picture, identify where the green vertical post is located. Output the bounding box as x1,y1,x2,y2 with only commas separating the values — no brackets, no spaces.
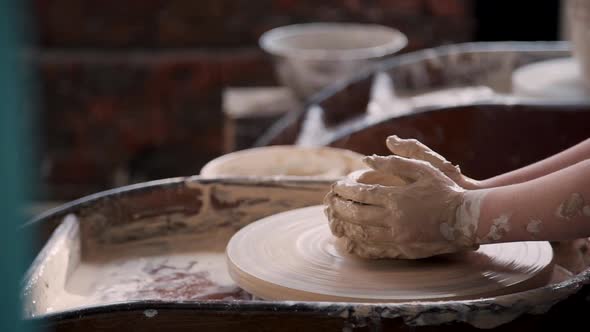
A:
0,0,34,331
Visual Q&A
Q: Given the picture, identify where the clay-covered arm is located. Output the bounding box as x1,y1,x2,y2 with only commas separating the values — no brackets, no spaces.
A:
478,138,590,188
387,135,590,190
475,159,590,244
325,144,590,259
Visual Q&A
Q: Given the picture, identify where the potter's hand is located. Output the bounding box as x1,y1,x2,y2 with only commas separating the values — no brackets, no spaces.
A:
385,135,481,190
324,155,483,259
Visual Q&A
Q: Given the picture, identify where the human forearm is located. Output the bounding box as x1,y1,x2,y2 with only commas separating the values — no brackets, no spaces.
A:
473,159,590,243
477,138,590,188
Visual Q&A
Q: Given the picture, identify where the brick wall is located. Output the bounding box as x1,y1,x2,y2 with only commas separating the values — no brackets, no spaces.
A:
33,0,475,200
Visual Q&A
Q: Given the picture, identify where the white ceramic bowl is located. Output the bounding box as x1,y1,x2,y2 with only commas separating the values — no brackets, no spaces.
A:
200,145,366,179
259,23,407,99
511,57,590,102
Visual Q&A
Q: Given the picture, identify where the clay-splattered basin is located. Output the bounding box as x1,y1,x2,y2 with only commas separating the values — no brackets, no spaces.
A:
256,41,574,147
22,175,590,331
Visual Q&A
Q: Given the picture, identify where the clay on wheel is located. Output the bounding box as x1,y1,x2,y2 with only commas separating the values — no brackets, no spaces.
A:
226,206,554,302
200,146,365,178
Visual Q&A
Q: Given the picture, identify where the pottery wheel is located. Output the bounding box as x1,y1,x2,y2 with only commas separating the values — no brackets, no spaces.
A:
226,206,554,302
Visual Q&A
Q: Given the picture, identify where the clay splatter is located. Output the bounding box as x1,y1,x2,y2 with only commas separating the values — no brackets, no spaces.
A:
440,222,456,241
526,219,542,236
483,215,511,242
144,309,158,318
556,193,585,220
452,190,488,243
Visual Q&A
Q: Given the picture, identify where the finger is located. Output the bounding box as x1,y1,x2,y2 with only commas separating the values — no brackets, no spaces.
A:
386,135,461,173
330,175,395,206
341,238,403,259
335,220,396,243
386,135,437,160
325,192,392,227
363,155,443,181
324,192,346,236
345,238,462,259
353,168,407,187
326,209,346,237
386,135,430,158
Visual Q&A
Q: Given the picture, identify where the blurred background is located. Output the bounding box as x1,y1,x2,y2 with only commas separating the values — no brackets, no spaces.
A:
30,0,563,204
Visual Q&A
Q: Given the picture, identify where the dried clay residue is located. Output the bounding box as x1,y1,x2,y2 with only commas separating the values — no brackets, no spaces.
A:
481,214,511,242
45,232,253,314
555,193,586,220
450,190,488,242
526,219,542,236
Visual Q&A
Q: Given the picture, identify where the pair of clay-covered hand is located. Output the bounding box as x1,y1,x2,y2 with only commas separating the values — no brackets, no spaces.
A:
324,135,483,259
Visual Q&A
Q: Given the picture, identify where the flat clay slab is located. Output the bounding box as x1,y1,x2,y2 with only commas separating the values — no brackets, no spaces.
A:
227,206,554,302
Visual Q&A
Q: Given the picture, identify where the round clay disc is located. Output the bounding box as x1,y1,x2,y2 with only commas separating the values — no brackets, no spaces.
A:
226,206,554,302
199,145,365,178
512,57,590,102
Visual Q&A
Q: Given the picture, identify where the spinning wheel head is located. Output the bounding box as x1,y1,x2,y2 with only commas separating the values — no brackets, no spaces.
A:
226,206,554,302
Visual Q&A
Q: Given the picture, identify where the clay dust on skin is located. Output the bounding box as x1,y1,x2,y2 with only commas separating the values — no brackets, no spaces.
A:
481,214,512,242
526,219,542,238
451,190,488,242
555,193,586,220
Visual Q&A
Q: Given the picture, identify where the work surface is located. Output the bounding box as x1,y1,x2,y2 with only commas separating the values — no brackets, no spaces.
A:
22,177,590,331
